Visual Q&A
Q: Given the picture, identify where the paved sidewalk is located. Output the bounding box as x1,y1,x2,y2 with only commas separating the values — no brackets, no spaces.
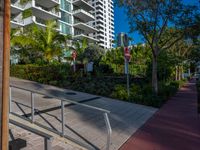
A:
10,77,157,150
120,79,200,150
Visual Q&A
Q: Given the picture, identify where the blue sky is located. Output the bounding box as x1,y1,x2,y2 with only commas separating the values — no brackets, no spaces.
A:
114,0,199,44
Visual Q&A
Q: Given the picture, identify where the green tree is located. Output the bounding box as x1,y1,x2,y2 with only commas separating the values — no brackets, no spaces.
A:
11,26,43,64
130,44,151,76
83,44,105,62
11,21,69,63
101,47,124,73
73,38,88,63
116,0,198,94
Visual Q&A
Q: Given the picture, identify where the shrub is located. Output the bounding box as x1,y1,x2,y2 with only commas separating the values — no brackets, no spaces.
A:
10,64,71,84
11,64,185,108
111,85,128,101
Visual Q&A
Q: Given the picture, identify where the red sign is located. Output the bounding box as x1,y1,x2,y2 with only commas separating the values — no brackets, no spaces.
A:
124,47,129,54
72,50,77,59
124,47,131,61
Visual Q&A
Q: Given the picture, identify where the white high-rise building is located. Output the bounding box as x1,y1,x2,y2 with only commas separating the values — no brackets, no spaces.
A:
11,0,98,43
60,0,98,43
89,0,115,49
10,0,115,48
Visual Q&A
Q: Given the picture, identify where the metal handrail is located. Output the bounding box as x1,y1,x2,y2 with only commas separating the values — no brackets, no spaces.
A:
10,84,112,150
10,84,110,113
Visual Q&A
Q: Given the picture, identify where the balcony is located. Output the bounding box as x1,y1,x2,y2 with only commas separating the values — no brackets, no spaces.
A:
11,19,24,28
35,0,60,8
24,0,61,20
73,22,97,34
73,34,98,43
96,17,104,23
22,16,45,28
73,0,94,11
11,1,23,14
96,5,103,12
96,14,103,20
96,1,103,6
97,22,104,28
73,9,94,22
98,28,104,34
22,16,60,31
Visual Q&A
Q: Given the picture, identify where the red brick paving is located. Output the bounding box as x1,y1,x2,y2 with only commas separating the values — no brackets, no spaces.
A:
120,79,200,150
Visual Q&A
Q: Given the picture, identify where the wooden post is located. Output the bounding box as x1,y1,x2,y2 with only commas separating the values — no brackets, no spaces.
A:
1,0,10,150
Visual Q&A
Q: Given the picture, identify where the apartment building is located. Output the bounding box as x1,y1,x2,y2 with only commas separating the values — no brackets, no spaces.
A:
60,0,98,43
11,0,60,29
89,0,115,49
11,0,98,43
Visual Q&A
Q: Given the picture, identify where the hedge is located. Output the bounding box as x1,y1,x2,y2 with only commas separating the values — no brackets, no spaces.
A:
10,64,71,85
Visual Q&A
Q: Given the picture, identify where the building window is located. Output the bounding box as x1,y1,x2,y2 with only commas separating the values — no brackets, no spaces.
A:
61,11,72,24
60,0,71,12
60,23,72,35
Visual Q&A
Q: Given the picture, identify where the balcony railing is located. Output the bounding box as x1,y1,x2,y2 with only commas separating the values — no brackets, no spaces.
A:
73,9,94,18
24,0,60,17
11,1,23,9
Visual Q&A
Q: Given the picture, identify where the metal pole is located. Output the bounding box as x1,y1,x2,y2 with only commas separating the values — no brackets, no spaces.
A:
126,60,130,97
1,0,10,149
31,92,35,123
73,58,76,72
44,138,52,150
9,87,12,113
61,100,65,137
104,113,112,150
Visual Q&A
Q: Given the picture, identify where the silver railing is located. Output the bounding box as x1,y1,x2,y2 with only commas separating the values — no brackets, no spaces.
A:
9,85,112,150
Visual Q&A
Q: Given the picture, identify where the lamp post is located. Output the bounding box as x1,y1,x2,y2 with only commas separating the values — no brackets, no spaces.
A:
0,0,10,150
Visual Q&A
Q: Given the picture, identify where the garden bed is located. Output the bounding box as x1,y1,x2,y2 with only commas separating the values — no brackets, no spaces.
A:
11,64,186,108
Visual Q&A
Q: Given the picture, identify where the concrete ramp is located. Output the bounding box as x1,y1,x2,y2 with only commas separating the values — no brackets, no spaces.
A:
10,77,158,150
10,114,86,150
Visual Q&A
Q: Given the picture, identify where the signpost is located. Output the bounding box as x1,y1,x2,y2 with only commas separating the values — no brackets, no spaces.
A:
72,50,77,72
124,47,131,97
117,33,131,97
0,0,10,150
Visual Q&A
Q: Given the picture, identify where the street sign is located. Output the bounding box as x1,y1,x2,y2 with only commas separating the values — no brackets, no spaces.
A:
72,51,77,72
72,50,77,59
124,47,131,96
124,47,131,62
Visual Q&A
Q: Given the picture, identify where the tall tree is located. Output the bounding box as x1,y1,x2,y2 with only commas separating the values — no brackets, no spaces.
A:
11,21,68,63
116,0,197,94
73,38,88,63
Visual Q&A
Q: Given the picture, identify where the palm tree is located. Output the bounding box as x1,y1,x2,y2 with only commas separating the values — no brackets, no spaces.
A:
37,21,67,62
11,21,70,63
11,26,43,64
73,37,88,63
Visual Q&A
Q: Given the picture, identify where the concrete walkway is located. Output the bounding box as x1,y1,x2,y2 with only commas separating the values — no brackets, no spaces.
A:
120,79,200,150
10,77,157,150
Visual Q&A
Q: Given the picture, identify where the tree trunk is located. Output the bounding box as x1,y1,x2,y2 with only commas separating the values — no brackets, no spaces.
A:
152,55,158,94
181,65,184,79
175,66,178,80
178,66,182,81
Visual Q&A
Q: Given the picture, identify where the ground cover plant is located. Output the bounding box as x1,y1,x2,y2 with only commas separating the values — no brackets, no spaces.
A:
11,64,187,108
